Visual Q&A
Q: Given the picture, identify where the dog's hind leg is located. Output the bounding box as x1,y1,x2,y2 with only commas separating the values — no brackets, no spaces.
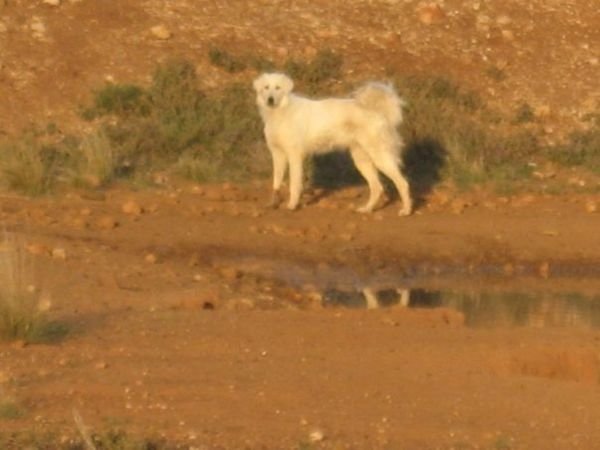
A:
372,152,412,216
287,152,304,210
270,148,287,208
350,147,384,213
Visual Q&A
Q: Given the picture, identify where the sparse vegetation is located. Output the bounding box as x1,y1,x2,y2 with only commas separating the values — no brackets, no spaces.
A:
0,134,64,195
513,102,535,124
208,47,247,73
547,111,600,173
0,233,67,343
0,429,177,450
0,54,597,197
284,48,343,94
397,74,538,191
0,399,23,420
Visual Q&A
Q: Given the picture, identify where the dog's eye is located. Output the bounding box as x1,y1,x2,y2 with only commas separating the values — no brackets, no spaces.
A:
264,85,269,90
275,85,281,90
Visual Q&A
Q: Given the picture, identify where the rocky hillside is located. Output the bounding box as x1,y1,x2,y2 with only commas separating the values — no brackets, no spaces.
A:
0,0,598,141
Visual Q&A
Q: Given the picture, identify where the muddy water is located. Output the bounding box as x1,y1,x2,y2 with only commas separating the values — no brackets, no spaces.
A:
216,255,600,329
322,287,600,329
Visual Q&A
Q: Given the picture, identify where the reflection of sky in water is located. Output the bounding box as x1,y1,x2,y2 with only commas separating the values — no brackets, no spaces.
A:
322,288,600,329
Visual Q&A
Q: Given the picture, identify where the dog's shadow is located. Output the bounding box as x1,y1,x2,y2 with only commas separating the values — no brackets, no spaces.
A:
403,137,447,210
308,139,446,211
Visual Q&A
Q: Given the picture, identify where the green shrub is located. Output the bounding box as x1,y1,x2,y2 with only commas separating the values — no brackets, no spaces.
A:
0,400,23,420
547,113,600,173
513,102,535,124
82,83,149,120
284,49,343,94
397,74,538,192
208,47,247,73
0,136,65,195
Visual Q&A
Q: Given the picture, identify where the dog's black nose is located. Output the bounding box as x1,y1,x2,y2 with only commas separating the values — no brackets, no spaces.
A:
267,96,275,106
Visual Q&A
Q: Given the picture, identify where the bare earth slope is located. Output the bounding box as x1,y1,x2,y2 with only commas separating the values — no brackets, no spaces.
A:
0,0,598,136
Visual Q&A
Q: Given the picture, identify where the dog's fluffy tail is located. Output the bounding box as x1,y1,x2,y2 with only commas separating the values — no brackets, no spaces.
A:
353,82,405,128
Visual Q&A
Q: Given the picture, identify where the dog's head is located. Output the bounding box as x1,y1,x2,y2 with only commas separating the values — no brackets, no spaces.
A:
253,73,294,109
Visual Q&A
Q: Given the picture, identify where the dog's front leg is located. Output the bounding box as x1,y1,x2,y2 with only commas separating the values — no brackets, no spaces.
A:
287,152,304,210
269,148,287,208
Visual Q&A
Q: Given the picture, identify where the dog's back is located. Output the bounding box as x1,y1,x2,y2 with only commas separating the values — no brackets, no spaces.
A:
352,82,405,128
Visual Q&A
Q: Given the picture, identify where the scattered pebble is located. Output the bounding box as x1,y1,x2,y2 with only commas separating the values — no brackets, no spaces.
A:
416,2,445,25
145,253,158,264
150,25,172,40
309,429,325,443
122,200,144,215
97,216,119,230
26,243,50,256
51,247,67,260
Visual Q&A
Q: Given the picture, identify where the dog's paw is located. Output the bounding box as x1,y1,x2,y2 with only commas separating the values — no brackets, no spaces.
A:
286,202,300,211
356,205,373,214
398,207,412,217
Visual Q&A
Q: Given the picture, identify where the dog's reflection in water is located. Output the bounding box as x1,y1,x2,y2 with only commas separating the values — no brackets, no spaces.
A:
322,287,443,310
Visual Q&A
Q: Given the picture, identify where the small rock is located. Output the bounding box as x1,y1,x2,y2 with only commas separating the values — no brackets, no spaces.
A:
97,216,119,230
30,17,46,37
496,14,512,25
309,429,325,443
51,248,67,260
12,340,28,349
95,361,108,370
43,0,61,5
122,200,143,215
37,297,52,312
503,263,515,276
538,261,550,278
150,25,172,40
145,253,158,264
534,105,551,118
416,2,445,25
541,230,559,237
219,266,242,281
26,243,50,256
501,29,515,41
585,200,597,213
450,199,470,214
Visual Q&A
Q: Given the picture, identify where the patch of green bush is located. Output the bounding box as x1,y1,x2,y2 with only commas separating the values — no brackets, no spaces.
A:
397,74,539,192
284,49,343,94
0,135,66,195
547,113,600,173
0,400,23,420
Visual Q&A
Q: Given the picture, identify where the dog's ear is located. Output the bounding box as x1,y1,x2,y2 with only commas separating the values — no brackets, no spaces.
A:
281,74,294,93
253,74,265,92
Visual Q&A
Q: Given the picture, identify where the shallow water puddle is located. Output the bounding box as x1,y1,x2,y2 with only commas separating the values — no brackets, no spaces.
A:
213,254,600,328
322,287,600,329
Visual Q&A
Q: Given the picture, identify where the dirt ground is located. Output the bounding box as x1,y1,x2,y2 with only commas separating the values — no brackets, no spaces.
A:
1,0,600,449
1,182,600,449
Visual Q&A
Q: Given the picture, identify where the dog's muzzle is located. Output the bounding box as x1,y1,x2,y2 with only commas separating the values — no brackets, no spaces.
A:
267,96,275,107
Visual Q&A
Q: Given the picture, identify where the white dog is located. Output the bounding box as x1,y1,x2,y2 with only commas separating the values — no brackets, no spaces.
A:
253,72,412,216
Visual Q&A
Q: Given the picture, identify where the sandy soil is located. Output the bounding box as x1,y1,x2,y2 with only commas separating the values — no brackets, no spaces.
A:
1,182,600,449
